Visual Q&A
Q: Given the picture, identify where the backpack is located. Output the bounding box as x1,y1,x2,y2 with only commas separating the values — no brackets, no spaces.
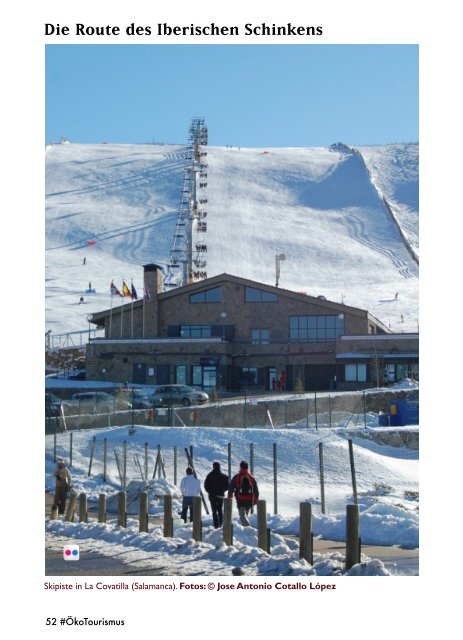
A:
236,473,253,498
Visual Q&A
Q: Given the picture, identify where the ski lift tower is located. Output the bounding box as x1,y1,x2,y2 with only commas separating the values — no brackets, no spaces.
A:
165,117,208,289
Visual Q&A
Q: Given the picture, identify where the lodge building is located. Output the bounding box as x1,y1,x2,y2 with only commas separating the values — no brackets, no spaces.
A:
86,264,419,392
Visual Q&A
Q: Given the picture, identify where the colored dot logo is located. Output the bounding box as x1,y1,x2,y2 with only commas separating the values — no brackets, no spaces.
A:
63,545,80,561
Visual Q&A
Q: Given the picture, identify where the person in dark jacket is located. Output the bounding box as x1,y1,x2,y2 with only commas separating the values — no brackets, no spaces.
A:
227,460,259,526
204,462,229,528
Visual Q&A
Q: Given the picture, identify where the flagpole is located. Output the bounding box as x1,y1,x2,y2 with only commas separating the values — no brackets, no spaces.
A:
109,289,113,339
120,280,124,338
142,295,145,339
131,279,134,339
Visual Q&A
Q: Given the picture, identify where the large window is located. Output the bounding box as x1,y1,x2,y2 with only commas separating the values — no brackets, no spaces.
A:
345,363,367,382
245,286,278,302
289,314,344,342
240,367,258,385
189,286,222,303
251,329,270,344
180,325,212,338
385,362,419,383
176,365,187,384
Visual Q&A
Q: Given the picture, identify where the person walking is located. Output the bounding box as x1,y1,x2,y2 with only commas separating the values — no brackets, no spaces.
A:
52,459,71,515
179,467,201,523
204,462,229,528
228,461,259,526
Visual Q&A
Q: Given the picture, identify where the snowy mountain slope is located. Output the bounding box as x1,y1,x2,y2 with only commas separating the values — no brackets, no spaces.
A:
45,142,418,336
357,144,419,258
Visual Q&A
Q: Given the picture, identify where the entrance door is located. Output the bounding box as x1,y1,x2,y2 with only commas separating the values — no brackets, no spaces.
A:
268,367,277,391
203,366,217,389
133,363,146,384
192,365,217,389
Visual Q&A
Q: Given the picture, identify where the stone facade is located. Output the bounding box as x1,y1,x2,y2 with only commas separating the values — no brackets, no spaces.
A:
87,266,418,391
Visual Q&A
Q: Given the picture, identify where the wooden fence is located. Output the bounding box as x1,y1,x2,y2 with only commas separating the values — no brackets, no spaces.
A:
52,492,361,570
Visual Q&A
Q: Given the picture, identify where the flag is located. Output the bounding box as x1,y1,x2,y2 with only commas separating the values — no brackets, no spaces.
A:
122,281,132,298
110,281,122,297
131,283,138,300
143,284,151,301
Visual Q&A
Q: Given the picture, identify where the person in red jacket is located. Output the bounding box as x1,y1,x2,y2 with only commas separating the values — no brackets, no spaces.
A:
227,461,259,526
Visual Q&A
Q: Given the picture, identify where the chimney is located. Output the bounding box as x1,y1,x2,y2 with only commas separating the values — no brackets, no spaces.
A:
143,264,163,299
142,264,163,338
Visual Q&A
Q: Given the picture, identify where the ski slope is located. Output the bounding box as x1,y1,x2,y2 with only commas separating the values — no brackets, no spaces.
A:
45,141,418,336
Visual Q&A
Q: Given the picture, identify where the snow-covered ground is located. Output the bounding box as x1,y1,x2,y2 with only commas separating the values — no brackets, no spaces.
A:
46,419,418,576
45,142,418,336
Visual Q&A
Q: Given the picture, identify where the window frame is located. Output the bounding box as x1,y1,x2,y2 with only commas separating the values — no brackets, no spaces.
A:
251,328,270,344
289,314,344,342
189,286,222,303
245,286,278,303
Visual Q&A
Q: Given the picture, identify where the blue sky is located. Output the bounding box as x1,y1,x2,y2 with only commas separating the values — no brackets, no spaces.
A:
46,44,418,147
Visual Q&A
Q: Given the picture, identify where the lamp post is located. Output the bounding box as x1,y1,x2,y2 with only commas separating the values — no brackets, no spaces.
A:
219,312,227,391
87,315,92,343
275,253,286,287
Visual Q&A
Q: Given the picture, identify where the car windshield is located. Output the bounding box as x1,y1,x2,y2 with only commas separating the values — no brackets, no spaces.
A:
132,390,148,398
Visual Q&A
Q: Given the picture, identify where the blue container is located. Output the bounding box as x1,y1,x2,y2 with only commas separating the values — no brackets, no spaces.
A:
379,399,419,426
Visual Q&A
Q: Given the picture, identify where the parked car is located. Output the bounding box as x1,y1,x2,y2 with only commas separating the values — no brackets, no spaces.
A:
45,393,63,417
119,388,157,410
64,391,131,413
151,385,209,407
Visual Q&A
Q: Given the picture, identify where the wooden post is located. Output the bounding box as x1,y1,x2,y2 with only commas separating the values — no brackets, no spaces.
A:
348,439,358,505
114,449,123,487
103,438,107,482
363,390,367,429
273,442,278,515
173,447,178,486
328,394,332,428
319,442,326,514
345,504,361,569
159,448,167,478
306,398,309,429
144,443,149,483
79,493,88,523
257,500,269,552
314,390,318,430
122,440,127,489
69,432,73,468
65,491,77,522
192,496,202,541
139,491,148,533
157,445,162,479
164,495,173,537
98,494,106,523
223,498,233,546
53,429,57,462
299,503,313,563
152,450,159,479
88,436,96,477
227,442,232,481
50,505,58,520
250,443,254,474
117,491,127,528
